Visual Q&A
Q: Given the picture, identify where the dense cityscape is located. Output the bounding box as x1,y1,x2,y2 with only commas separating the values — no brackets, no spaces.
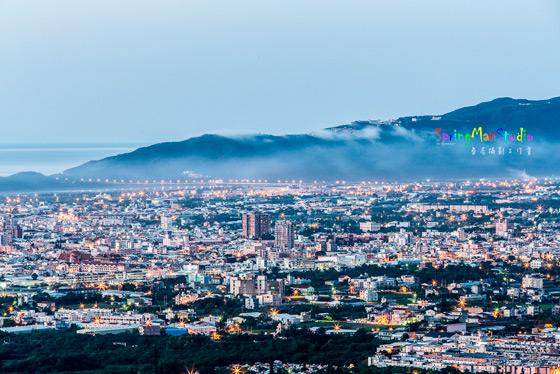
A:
0,179,559,373
2,0,558,373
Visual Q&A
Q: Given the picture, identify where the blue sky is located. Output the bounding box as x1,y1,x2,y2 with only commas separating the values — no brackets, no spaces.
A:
0,0,559,144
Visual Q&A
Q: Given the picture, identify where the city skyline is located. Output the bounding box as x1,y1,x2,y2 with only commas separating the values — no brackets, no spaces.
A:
2,179,560,373
1,2,560,373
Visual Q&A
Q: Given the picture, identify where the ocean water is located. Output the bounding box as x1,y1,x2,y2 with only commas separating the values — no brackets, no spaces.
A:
0,143,145,177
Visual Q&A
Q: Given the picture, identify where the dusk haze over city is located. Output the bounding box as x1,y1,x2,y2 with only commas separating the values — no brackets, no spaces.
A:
1,1,560,374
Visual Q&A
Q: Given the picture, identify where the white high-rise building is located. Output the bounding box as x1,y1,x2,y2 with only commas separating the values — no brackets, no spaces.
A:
496,219,511,237
274,220,294,249
161,214,173,230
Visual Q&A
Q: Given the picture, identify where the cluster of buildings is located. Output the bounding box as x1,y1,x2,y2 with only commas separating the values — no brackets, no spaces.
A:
370,329,560,373
0,178,560,372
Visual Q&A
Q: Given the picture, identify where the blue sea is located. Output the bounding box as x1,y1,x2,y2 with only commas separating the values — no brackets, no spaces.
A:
0,143,145,177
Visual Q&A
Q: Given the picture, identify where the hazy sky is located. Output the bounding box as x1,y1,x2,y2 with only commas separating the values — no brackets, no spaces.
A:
1,0,559,144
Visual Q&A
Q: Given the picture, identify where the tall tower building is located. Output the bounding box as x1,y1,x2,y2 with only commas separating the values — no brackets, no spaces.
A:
4,218,22,239
457,228,466,241
242,211,271,238
274,220,294,249
495,219,510,237
161,214,173,230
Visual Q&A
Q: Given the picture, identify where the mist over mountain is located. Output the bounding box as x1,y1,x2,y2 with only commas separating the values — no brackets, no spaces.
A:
0,96,556,193
60,97,559,182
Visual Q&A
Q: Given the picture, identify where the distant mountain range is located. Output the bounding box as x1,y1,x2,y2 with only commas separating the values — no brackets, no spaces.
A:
0,172,60,191
63,96,560,181
1,96,559,192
